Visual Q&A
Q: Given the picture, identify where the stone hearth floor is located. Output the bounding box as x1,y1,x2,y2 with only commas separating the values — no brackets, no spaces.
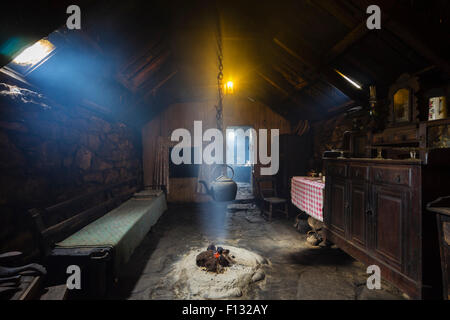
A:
107,202,406,300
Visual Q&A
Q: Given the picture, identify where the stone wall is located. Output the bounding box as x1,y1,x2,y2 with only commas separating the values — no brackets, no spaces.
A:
312,114,352,165
0,81,142,255
311,113,354,172
311,112,371,172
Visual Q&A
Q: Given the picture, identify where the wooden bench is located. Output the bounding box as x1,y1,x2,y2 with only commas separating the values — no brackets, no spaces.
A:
29,179,167,298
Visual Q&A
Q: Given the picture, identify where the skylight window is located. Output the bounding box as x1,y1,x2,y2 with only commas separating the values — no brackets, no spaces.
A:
335,69,362,90
13,39,55,66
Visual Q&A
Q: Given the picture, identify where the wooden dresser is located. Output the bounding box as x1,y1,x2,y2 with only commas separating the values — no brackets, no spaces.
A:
323,157,446,299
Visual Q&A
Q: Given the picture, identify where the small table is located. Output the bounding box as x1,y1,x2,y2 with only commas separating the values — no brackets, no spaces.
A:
291,177,325,222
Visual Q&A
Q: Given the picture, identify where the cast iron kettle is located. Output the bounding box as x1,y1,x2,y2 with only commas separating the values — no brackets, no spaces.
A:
198,165,237,202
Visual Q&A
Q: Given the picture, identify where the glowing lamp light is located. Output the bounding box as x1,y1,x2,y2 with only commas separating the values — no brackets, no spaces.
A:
224,80,234,95
334,69,362,90
13,39,55,66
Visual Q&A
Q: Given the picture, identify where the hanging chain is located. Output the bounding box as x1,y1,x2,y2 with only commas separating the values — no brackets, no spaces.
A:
215,20,224,132
214,13,227,176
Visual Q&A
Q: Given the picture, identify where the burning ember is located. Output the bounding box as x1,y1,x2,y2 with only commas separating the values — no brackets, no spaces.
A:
170,245,268,299
196,244,235,273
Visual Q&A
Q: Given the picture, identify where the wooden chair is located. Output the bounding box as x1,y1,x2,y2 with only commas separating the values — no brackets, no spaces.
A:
254,175,288,221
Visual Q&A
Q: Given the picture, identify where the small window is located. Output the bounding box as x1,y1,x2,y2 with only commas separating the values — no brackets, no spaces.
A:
10,39,55,75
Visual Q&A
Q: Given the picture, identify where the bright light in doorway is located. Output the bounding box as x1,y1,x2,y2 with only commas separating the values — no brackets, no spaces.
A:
335,69,362,89
13,39,55,66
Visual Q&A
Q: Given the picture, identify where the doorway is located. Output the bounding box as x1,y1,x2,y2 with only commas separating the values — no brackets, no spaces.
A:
226,126,254,200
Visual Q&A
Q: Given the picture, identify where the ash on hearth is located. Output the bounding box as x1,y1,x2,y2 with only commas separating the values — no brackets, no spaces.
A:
172,245,267,299
196,244,235,273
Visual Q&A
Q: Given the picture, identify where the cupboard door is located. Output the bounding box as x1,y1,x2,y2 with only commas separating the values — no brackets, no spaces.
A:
372,185,408,271
329,178,347,237
349,182,367,247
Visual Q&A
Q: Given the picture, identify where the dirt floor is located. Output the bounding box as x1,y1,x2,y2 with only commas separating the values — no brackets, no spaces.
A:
108,186,406,300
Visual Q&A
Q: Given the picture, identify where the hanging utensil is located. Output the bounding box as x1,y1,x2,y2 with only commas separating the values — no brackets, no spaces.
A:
199,165,237,202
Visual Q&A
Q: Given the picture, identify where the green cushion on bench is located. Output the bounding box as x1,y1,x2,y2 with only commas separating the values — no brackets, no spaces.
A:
55,192,167,274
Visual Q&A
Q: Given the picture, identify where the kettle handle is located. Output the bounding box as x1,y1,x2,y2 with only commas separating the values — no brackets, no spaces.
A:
212,165,235,180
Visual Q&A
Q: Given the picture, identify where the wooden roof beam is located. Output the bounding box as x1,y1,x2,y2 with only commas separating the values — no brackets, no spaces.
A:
273,65,308,90
324,22,369,63
256,71,290,97
273,38,367,104
310,0,360,29
256,70,322,117
148,70,177,98
318,1,390,65
262,65,333,114
384,19,450,76
348,0,450,76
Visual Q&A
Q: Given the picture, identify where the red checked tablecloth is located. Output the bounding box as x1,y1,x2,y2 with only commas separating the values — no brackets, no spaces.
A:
291,177,325,222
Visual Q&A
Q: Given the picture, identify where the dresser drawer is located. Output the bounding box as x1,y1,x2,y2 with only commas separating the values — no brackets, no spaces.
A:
327,163,347,178
372,166,412,186
349,165,369,180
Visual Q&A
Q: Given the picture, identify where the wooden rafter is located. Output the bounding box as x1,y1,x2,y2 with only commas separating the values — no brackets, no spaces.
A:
256,70,325,117
132,51,171,90
334,0,450,76
324,22,368,63
273,37,367,104
148,70,177,97
256,71,289,97
309,0,360,29
384,19,450,76
273,38,318,68
273,64,308,90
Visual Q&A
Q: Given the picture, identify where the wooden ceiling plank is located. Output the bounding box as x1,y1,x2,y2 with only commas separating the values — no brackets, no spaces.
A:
273,38,367,104
256,71,290,97
123,45,165,82
310,0,359,29
343,53,383,84
119,33,163,74
273,64,308,90
256,69,318,117
298,88,331,112
132,51,171,89
149,70,178,97
324,22,368,63
347,0,450,76
273,38,317,67
311,81,344,105
384,19,450,76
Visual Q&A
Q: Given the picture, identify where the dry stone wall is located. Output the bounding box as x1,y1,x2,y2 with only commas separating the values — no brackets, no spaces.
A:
0,81,142,255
